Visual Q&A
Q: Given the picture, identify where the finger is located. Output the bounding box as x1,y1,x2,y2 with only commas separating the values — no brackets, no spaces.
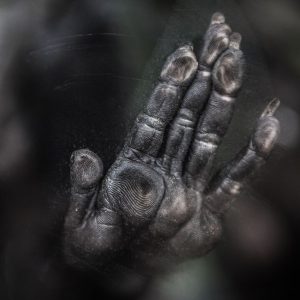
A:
65,149,103,228
203,99,280,215
162,13,232,174
127,44,198,157
186,33,244,185
64,149,122,268
199,12,232,69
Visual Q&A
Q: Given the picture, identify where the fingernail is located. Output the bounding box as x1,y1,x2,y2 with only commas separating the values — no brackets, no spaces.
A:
261,98,280,118
229,32,242,50
211,12,225,25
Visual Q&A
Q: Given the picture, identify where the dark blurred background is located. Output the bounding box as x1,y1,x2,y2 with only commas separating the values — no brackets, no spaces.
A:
0,0,299,299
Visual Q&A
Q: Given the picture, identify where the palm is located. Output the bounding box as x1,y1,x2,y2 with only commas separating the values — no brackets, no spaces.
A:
103,148,223,272
64,13,279,275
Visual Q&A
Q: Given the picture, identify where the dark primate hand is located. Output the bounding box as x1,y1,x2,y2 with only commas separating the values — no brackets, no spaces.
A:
63,13,280,275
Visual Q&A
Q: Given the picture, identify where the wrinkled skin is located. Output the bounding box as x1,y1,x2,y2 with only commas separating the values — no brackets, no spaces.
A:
63,13,280,277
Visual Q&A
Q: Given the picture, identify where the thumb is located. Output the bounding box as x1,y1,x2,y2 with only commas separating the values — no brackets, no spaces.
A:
66,149,104,228
70,148,104,193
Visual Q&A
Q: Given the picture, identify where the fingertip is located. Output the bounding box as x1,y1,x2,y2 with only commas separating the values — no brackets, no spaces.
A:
179,41,193,51
252,117,280,157
70,149,103,190
261,98,281,118
253,99,281,155
211,12,225,25
212,47,245,96
229,32,242,50
160,44,198,85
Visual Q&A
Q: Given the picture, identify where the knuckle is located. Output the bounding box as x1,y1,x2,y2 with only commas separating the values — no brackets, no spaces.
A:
174,108,197,128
